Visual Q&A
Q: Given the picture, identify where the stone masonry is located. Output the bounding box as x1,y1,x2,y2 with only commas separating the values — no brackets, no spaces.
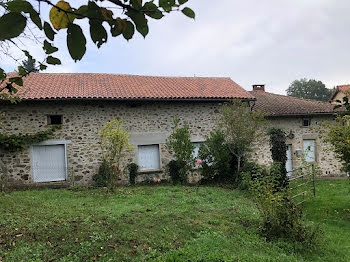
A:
0,100,346,187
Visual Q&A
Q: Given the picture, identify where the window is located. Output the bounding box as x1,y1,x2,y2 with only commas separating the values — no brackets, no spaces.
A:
48,115,63,125
303,139,316,162
303,119,311,127
138,145,160,171
192,142,202,159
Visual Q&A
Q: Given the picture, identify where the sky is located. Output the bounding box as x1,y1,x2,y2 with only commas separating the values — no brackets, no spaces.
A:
2,0,350,95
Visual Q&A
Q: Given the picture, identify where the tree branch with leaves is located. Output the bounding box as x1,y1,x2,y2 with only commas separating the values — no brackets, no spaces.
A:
0,0,195,97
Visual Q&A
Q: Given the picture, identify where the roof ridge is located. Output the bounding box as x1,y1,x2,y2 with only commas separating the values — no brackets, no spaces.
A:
22,72,232,79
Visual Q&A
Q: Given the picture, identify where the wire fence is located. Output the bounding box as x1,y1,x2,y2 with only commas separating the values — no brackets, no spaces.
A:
288,164,317,206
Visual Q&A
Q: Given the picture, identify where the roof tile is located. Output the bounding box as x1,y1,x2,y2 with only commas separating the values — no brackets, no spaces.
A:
4,73,255,101
250,90,338,116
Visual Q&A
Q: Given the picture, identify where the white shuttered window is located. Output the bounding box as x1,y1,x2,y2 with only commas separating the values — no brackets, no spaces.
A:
303,140,316,162
138,145,160,171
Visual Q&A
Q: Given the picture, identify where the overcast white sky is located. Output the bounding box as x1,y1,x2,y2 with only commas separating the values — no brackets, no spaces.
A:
2,0,350,94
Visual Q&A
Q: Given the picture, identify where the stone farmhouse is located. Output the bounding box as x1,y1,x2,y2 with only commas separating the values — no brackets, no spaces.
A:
0,74,345,187
250,85,345,177
330,85,350,104
0,73,255,187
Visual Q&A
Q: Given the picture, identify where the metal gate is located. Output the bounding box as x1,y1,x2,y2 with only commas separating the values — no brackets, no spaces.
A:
289,164,317,205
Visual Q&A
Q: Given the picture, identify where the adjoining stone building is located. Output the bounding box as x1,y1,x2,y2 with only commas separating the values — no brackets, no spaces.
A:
250,85,346,178
0,73,255,187
330,85,350,105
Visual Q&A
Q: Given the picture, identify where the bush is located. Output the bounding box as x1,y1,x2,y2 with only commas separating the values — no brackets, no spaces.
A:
93,160,114,187
166,160,186,184
267,128,288,189
270,161,289,189
247,165,322,247
166,117,195,182
198,130,234,184
99,119,133,190
239,162,268,190
127,163,139,185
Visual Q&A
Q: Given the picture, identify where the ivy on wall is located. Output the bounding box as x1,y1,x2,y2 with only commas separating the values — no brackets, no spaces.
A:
0,126,61,152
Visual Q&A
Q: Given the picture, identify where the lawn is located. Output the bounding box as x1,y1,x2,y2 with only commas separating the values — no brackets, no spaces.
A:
0,180,349,261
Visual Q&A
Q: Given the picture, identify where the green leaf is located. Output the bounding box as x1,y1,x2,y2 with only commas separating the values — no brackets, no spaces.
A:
178,0,188,4
0,68,6,80
7,1,33,13
89,20,108,48
9,77,23,87
142,2,164,19
159,0,172,12
131,0,142,10
182,7,195,19
23,50,33,60
0,12,27,40
17,65,27,76
110,21,122,37
39,64,48,71
74,5,88,19
30,11,42,29
43,40,58,54
88,1,107,47
67,23,86,61
123,21,135,41
44,22,56,41
126,10,148,37
46,56,61,65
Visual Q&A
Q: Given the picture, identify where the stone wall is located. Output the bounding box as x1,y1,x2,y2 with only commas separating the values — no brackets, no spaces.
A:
251,115,346,177
0,100,346,187
0,100,221,186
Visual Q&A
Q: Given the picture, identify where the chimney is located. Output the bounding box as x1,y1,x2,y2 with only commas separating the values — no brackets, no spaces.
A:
252,84,265,91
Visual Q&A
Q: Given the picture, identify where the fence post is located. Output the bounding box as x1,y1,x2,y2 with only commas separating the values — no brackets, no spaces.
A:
312,164,316,197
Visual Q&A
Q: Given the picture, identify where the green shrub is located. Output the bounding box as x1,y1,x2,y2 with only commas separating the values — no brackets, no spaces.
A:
247,166,322,248
93,160,114,187
166,117,195,182
198,130,234,184
267,128,288,189
270,161,289,189
239,162,268,190
127,163,139,185
166,160,186,184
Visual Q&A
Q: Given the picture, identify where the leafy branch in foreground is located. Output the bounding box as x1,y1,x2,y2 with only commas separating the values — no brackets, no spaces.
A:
0,0,195,96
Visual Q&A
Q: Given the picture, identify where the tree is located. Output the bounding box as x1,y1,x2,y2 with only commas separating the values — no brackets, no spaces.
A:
99,119,133,189
219,101,266,178
286,78,333,102
267,127,288,188
165,116,195,183
0,0,195,97
22,58,39,73
323,115,350,175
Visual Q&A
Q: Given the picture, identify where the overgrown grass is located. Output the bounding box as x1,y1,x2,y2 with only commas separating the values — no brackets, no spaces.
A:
0,180,349,261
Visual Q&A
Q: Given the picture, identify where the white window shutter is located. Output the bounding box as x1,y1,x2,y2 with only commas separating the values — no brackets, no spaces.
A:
303,140,316,162
138,145,160,170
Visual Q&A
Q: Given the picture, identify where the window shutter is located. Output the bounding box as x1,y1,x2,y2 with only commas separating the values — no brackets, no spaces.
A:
303,140,315,162
138,145,160,170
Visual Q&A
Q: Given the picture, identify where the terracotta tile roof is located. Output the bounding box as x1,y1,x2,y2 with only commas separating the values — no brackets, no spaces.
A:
330,85,350,101
336,85,350,93
3,73,255,101
250,90,338,116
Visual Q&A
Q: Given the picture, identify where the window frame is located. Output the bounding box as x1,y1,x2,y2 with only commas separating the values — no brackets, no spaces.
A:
47,115,63,125
302,118,311,128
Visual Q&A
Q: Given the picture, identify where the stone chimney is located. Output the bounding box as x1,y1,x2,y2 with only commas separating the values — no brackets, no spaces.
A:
252,84,265,91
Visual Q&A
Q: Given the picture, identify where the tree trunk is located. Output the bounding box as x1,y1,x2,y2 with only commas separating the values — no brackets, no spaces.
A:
236,156,241,183
0,159,8,192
